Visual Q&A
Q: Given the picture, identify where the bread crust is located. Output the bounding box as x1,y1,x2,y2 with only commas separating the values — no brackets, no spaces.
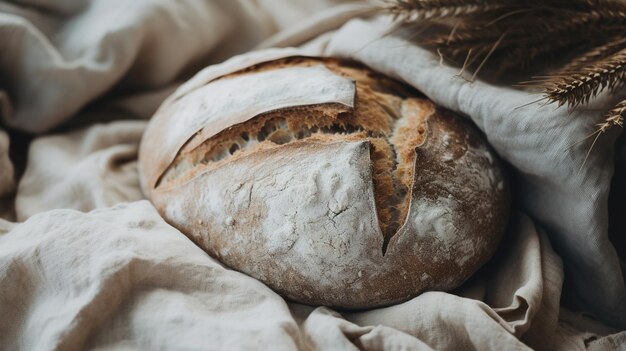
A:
139,53,510,308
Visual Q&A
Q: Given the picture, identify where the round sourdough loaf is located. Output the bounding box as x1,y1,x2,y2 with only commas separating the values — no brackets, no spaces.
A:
139,51,510,308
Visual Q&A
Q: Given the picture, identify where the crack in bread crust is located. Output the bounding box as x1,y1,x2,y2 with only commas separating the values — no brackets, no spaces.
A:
157,58,430,245
142,55,511,309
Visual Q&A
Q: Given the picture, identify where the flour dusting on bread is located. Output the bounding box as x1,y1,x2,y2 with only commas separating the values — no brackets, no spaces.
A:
139,55,510,308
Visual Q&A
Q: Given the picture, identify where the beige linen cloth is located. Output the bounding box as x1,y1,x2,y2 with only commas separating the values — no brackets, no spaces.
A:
1,0,625,350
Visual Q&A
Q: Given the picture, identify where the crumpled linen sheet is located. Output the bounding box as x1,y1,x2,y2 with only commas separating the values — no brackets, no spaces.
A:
0,0,625,350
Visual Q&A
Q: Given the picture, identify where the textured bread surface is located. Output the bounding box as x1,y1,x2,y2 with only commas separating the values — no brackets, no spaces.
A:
139,54,510,308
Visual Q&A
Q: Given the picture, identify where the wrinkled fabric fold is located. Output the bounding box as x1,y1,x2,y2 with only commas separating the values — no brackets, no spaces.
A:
0,201,304,350
0,0,277,133
15,120,146,220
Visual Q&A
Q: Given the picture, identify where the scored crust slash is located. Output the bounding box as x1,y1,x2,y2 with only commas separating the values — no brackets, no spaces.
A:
138,51,510,308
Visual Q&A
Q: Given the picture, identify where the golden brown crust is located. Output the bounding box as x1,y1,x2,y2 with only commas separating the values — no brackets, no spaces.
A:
139,54,510,309
157,58,429,242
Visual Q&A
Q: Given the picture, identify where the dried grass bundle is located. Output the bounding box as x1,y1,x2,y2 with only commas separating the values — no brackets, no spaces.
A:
386,0,626,141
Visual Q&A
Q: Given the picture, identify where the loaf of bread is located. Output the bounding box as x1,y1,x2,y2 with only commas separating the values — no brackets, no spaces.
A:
139,51,510,308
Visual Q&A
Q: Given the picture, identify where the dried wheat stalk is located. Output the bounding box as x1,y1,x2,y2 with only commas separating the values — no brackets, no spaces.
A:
603,99,626,132
387,0,626,142
560,36,626,72
523,48,626,108
388,0,510,21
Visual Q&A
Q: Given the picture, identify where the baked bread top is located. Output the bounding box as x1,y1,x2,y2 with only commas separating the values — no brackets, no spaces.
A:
139,52,510,308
